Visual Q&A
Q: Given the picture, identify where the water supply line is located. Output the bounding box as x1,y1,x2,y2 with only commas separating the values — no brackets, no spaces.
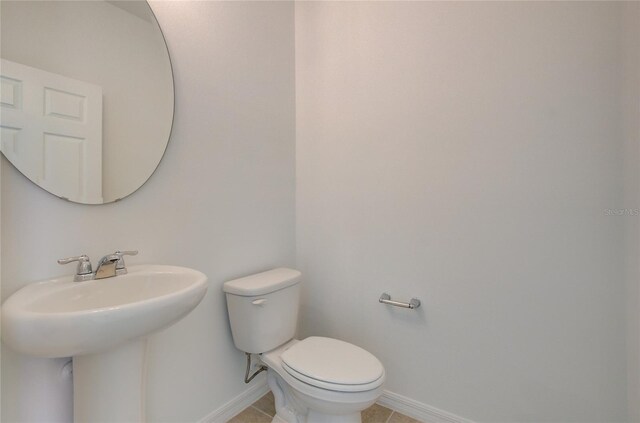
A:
244,352,267,383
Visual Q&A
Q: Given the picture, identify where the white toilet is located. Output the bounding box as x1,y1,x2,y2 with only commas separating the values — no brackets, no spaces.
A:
224,268,385,423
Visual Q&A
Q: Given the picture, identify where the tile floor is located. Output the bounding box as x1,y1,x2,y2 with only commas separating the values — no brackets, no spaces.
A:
228,391,423,423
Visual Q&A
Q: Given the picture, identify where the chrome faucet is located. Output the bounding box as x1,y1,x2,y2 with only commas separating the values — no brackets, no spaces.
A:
58,250,138,281
95,250,139,279
95,253,120,279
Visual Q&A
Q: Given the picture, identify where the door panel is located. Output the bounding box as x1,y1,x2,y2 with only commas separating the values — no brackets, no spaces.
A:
0,59,103,203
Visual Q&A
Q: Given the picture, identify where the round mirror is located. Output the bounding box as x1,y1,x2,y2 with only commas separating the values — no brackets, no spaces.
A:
0,0,173,204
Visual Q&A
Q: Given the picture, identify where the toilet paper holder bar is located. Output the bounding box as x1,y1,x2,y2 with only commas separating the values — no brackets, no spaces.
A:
379,293,421,309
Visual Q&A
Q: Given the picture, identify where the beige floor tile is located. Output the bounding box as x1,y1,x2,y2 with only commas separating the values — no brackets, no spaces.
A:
252,391,276,417
388,411,424,423
362,403,393,422
227,406,272,423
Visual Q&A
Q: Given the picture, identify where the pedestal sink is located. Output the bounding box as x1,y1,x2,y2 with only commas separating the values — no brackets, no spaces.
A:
1,265,208,422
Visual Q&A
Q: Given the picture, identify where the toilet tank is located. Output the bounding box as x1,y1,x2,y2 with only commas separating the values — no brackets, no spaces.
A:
223,268,301,354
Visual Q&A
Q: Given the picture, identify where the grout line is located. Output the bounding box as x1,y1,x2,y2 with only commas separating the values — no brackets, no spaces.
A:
251,405,274,419
385,411,395,423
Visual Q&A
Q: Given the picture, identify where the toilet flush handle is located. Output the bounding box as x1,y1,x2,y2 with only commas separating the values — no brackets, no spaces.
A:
252,299,267,306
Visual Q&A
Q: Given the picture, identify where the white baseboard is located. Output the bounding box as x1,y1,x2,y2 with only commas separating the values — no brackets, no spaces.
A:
377,390,475,423
198,380,270,423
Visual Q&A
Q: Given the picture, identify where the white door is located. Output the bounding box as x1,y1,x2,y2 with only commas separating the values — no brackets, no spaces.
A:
0,59,103,203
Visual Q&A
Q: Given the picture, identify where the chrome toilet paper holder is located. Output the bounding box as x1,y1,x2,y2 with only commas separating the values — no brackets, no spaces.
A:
379,292,421,309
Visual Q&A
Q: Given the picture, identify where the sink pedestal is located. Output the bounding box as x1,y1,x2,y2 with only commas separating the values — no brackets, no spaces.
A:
73,339,148,422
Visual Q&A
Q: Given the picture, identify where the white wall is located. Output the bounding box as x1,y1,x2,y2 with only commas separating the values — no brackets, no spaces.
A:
0,1,173,202
295,2,630,422
623,3,640,422
0,1,295,421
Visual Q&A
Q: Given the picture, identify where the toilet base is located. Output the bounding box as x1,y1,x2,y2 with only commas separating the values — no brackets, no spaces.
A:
267,368,365,423
306,410,361,423
272,415,291,423
271,411,361,423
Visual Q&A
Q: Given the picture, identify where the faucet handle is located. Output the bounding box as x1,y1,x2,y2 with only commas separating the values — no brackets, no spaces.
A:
116,250,138,257
58,255,93,282
114,250,138,274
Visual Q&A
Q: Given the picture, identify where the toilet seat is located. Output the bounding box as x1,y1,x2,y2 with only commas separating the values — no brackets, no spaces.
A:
280,337,385,393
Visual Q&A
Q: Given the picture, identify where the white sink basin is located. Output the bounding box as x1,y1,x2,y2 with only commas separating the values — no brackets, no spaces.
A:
1,264,208,357
1,264,208,422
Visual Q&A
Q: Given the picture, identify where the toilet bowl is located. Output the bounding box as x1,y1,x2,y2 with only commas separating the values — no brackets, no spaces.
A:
223,268,385,423
262,338,385,422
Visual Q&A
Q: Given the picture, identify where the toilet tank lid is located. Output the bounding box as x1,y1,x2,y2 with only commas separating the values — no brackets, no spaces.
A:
223,268,301,296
